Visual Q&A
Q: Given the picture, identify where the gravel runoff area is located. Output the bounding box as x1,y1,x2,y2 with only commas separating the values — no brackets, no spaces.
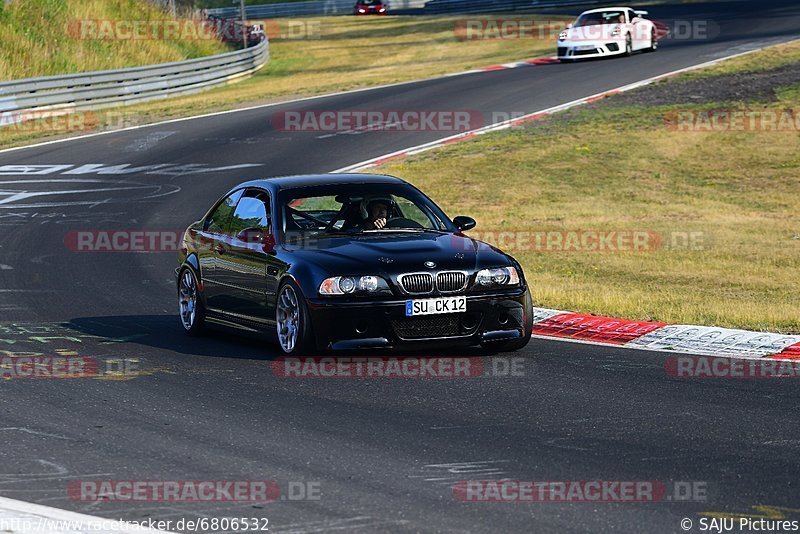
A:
604,60,800,106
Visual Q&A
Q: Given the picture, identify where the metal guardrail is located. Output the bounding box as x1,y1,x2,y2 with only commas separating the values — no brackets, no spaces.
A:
209,0,389,18
209,0,606,18
0,39,269,120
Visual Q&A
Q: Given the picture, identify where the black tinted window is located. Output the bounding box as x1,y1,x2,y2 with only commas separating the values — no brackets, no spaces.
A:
281,183,452,239
205,190,243,233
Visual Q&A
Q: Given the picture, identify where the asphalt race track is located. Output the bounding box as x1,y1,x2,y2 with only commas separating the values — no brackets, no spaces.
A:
1,1,799,532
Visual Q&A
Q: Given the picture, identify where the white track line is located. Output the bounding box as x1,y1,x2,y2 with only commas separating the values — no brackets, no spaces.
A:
531,334,799,362
0,496,175,533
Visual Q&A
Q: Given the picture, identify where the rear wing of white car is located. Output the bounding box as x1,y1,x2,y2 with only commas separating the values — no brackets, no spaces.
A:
634,10,649,17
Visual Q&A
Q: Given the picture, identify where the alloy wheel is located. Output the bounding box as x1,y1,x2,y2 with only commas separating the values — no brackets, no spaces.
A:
277,285,300,353
179,270,197,331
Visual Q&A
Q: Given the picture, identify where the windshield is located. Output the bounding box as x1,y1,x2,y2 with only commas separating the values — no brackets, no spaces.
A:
575,11,625,26
280,182,453,241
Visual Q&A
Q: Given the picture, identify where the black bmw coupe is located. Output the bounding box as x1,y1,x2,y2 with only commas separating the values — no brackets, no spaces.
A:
177,174,533,354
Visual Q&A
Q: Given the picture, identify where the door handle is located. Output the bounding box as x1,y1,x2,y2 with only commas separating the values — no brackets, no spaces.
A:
212,244,226,254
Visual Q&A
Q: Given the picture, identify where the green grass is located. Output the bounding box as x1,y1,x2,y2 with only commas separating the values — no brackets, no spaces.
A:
0,0,228,80
369,41,800,333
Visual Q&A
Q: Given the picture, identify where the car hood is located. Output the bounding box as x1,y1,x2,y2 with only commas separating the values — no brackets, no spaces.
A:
564,24,622,41
282,231,512,276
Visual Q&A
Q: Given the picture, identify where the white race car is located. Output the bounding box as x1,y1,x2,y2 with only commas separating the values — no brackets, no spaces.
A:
557,7,657,62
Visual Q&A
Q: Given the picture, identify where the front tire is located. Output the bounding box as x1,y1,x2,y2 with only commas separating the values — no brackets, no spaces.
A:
276,280,315,355
178,267,205,336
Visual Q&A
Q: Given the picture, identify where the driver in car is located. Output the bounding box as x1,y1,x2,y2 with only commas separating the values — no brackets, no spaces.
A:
361,197,392,230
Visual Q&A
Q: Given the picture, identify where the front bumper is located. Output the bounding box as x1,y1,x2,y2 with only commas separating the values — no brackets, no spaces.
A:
307,287,530,351
557,40,624,59
354,8,386,14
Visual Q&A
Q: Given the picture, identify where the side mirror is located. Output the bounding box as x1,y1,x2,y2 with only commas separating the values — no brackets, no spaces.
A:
237,227,276,254
452,216,476,232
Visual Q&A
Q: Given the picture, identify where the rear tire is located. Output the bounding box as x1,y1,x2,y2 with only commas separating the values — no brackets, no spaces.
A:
624,35,633,56
276,279,315,355
648,29,658,52
178,267,205,336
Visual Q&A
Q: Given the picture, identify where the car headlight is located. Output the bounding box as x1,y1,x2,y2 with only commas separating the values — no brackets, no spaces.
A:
319,275,389,295
475,267,520,288
558,30,568,40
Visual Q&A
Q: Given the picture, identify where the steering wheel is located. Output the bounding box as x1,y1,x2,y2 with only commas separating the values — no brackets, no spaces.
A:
287,206,328,227
384,217,424,229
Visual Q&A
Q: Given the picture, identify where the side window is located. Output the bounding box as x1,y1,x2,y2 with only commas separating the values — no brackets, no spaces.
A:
230,189,271,236
204,190,243,233
628,9,636,21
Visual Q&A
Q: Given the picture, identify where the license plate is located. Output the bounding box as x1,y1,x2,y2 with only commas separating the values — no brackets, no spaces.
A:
405,296,466,316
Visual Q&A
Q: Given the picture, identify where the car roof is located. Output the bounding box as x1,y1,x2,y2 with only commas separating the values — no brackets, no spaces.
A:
232,173,408,193
581,7,632,13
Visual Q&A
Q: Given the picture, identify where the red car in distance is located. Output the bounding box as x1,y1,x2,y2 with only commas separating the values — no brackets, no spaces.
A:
354,0,387,15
